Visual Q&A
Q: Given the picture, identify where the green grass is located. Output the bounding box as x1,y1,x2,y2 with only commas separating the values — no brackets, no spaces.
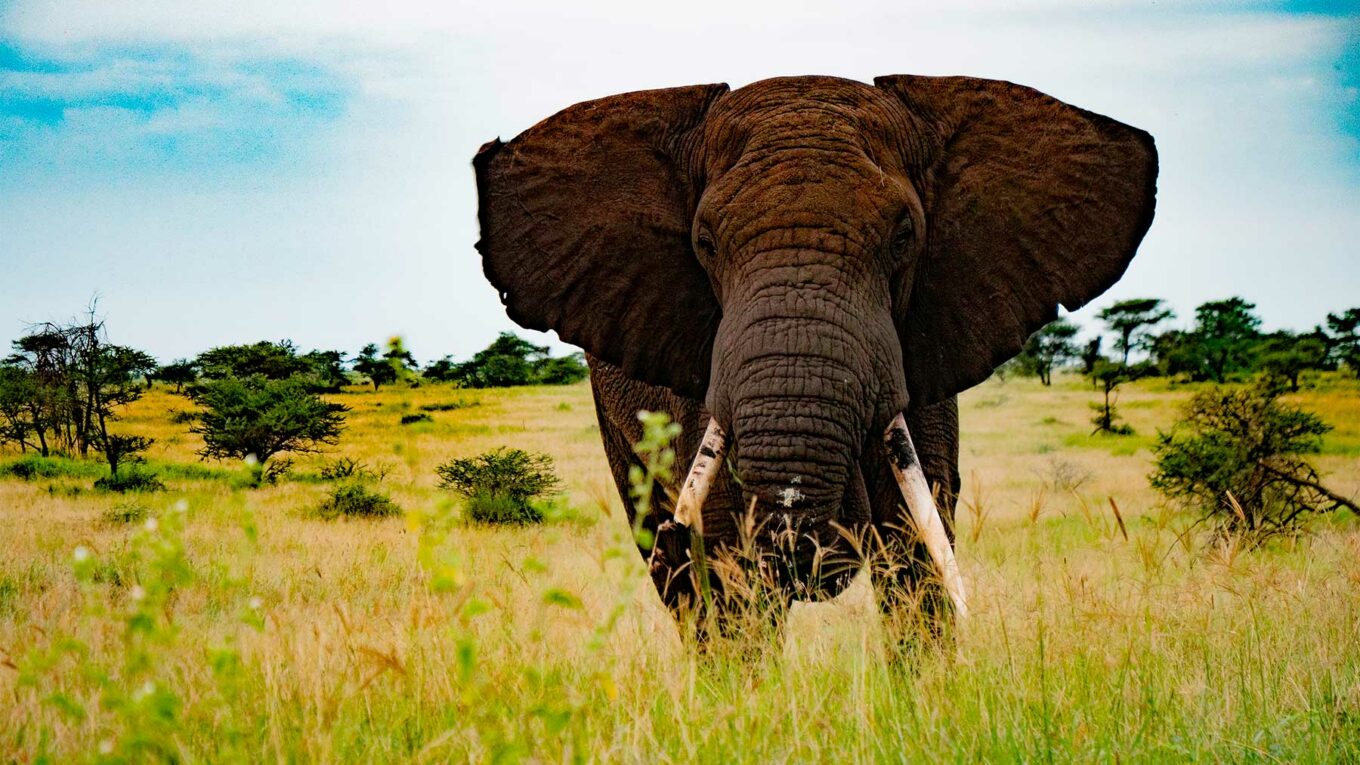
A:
0,374,1357,762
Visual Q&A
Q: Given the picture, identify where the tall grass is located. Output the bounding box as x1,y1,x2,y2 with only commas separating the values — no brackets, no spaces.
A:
0,375,1357,761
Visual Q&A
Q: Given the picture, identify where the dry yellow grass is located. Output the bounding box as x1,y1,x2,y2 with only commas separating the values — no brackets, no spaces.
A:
1,373,1358,762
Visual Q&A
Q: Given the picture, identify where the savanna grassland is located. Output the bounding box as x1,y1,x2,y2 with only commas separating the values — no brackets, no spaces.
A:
2,374,1359,763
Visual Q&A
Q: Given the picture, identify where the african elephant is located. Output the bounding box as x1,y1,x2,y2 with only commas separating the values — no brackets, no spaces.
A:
473,75,1156,640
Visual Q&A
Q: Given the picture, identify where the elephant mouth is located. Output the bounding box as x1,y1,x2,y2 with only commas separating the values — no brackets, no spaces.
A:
671,414,969,617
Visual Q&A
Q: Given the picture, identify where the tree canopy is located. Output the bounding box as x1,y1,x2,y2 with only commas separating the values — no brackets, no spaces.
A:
426,333,588,388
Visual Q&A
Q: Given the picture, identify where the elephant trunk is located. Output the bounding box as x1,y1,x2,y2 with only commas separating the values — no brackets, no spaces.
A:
706,253,907,535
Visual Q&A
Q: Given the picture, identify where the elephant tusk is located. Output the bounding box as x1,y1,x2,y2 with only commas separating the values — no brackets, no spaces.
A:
883,413,970,619
671,418,727,535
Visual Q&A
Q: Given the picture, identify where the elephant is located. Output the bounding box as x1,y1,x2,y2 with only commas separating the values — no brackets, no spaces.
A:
472,74,1157,643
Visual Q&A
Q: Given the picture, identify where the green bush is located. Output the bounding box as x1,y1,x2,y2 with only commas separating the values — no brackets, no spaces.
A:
436,447,561,525
312,482,402,520
102,501,149,524
464,490,543,524
1151,380,1355,542
400,413,433,425
94,467,165,493
317,457,389,483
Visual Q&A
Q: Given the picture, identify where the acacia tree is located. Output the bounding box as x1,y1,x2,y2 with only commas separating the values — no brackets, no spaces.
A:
86,343,159,476
1257,331,1328,392
0,363,42,453
1018,319,1079,385
191,375,347,483
1193,298,1262,382
354,343,397,390
1097,298,1174,366
3,312,156,460
154,360,198,393
437,333,589,388
195,341,347,393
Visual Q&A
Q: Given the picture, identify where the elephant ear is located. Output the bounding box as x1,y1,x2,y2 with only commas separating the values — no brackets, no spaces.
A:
875,75,1158,405
474,84,730,398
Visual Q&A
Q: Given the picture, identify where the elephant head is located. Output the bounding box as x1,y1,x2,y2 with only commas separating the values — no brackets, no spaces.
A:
474,75,1156,593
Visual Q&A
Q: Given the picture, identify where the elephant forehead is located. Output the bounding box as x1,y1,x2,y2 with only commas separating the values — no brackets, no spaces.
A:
701,76,919,177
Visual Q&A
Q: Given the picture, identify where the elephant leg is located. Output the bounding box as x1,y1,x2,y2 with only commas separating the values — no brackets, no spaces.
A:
867,396,961,657
588,357,743,632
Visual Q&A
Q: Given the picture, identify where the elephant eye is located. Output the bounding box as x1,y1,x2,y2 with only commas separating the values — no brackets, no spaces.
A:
695,230,717,260
891,215,915,253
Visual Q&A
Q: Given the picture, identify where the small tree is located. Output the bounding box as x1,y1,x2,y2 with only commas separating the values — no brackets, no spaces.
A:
93,433,162,492
423,356,459,383
1079,337,1103,380
353,340,415,391
300,350,350,392
1257,331,1328,392
155,360,198,393
6,312,156,458
196,340,306,381
1150,328,1203,380
532,352,590,385
1088,359,1138,435
1097,298,1174,366
1151,380,1357,542
436,447,561,524
1325,308,1360,377
1192,298,1262,382
441,333,589,388
353,344,393,390
196,341,347,393
191,375,347,483
452,333,546,388
1017,320,1079,386
0,363,41,453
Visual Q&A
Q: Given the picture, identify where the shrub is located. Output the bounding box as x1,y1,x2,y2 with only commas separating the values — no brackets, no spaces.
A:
464,491,543,524
400,413,433,425
258,457,293,486
436,448,561,525
318,457,389,483
419,400,476,412
1151,380,1357,542
94,466,165,493
312,482,401,520
102,501,149,524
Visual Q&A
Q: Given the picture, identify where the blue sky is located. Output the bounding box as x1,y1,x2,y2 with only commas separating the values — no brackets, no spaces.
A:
1,0,1357,364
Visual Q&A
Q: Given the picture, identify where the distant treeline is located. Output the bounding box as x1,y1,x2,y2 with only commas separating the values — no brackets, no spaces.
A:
0,322,587,459
1009,298,1360,391
31,330,589,397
